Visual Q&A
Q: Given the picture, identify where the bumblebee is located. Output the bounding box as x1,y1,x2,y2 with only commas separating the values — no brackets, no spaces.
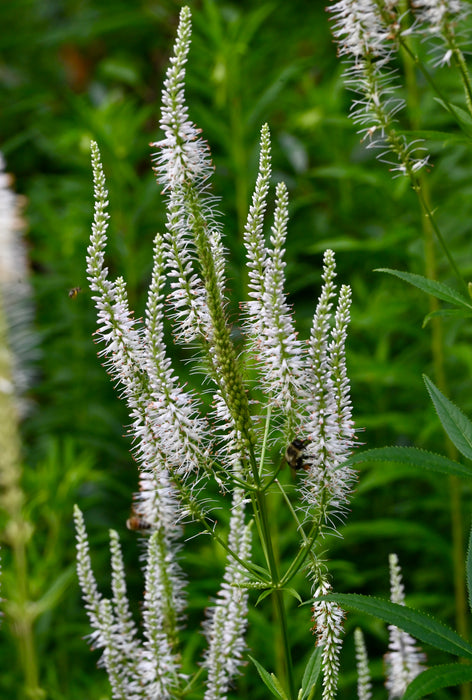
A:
126,514,152,532
68,286,82,299
284,438,311,471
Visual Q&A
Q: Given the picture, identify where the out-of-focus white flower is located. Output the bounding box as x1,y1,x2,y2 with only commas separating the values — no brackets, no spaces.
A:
330,0,400,66
385,553,426,698
354,628,373,700
0,154,35,413
412,0,470,66
329,0,430,177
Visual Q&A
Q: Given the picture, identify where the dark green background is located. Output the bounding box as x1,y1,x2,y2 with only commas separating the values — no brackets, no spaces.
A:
1,0,472,697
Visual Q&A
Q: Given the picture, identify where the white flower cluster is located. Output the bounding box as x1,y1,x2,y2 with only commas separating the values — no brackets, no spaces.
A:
0,154,35,412
385,553,426,697
353,554,426,698
329,0,423,177
312,575,345,700
203,489,251,700
354,628,373,700
413,0,469,65
76,6,356,699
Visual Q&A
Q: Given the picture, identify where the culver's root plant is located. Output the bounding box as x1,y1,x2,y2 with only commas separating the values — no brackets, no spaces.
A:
74,6,357,700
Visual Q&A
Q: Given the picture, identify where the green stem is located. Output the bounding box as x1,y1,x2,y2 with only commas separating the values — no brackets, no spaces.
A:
253,482,296,700
281,518,322,588
243,441,296,698
174,476,270,583
273,589,295,699
399,39,465,126
400,33,470,700
450,41,472,116
413,183,467,293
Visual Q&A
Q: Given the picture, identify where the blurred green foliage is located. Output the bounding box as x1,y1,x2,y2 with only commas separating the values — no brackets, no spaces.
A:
2,0,472,697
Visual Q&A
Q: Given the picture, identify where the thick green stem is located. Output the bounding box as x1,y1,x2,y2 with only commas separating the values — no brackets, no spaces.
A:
254,484,296,700
449,37,472,116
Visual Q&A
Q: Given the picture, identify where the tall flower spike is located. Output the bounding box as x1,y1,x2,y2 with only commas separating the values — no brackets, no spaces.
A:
74,505,104,651
300,252,355,526
151,8,253,455
152,5,215,345
354,628,372,700
89,142,204,491
151,5,227,351
323,284,356,514
385,553,426,698
152,6,211,190
144,232,207,475
88,142,144,392
203,488,251,700
87,144,190,690
312,573,345,700
109,531,143,679
244,128,305,439
141,530,183,698
244,122,272,328
106,531,149,699
258,182,304,427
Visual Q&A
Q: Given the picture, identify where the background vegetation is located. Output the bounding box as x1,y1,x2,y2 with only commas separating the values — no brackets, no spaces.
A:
1,0,472,697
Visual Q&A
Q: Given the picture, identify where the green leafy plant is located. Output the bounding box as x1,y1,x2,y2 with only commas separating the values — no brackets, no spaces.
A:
324,0,472,696
75,8,357,700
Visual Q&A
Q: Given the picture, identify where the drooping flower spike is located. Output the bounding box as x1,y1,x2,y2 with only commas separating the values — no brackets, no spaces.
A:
329,0,431,177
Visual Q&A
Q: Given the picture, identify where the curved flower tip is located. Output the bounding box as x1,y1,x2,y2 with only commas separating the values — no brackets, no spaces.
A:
151,6,213,191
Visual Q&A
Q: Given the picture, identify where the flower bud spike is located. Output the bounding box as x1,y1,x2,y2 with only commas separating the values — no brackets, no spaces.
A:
385,554,426,697
354,628,372,700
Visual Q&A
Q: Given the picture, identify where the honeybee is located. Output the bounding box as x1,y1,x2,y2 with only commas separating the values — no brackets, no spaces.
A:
68,286,82,299
284,438,311,471
126,514,152,532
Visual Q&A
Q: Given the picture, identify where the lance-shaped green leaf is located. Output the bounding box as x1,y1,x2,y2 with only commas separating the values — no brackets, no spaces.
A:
423,375,472,461
403,663,472,700
467,522,472,614
344,446,472,479
423,309,472,327
299,646,322,700
434,98,472,139
321,593,472,659
248,656,289,700
376,269,472,311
